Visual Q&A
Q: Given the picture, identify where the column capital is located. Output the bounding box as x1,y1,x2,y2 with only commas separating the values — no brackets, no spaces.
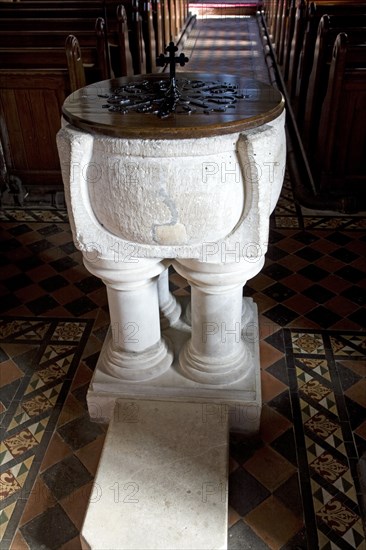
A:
83,256,166,290
173,257,265,293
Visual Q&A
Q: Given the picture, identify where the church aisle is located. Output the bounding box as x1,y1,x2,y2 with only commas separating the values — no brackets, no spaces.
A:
0,14,365,550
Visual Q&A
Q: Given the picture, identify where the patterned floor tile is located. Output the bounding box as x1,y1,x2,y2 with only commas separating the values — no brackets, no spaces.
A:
287,329,365,549
0,317,93,545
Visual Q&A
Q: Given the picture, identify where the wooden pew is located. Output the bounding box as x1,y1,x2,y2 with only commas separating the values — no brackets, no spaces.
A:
131,0,147,73
316,33,366,205
272,0,285,51
276,0,292,64
0,18,100,32
0,30,105,49
303,15,366,149
152,0,164,55
162,0,171,46
116,4,134,76
287,0,307,91
0,17,110,78
0,68,69,189
295,3,366,121
66,34,87,91
169,0,176,40
141,1,157,72
0,17,110,192
282,0,297,79
287,1,366,97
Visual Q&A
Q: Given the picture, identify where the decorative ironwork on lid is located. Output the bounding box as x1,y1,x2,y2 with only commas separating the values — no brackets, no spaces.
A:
99,42,250,118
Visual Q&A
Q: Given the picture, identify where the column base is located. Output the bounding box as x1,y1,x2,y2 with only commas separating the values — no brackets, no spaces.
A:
179,340,250,385
87,298,261,434
102,336,173,382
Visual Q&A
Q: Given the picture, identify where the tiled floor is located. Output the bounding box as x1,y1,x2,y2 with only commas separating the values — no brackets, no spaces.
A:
1,14,366,550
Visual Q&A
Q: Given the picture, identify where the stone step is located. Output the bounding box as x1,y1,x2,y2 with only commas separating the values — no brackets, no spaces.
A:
81,398,229,550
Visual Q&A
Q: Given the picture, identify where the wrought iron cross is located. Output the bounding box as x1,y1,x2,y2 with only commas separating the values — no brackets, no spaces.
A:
156,42,189,82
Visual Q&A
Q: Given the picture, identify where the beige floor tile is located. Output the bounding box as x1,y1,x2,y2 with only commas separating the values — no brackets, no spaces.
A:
245,496,303,550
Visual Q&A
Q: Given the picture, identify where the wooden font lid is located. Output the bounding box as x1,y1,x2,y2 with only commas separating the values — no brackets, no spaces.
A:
62,73,284,139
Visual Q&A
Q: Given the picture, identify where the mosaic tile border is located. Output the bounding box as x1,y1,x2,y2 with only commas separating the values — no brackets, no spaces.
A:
285,329,366,550
0,317,94,546
0,210,68,224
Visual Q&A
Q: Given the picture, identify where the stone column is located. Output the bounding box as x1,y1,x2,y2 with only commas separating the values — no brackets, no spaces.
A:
157,266,182,329
173,258,264,386
84,256,173,381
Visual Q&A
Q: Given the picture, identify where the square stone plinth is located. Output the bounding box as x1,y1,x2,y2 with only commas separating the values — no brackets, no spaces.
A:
88,298,261,435
81,399,229,550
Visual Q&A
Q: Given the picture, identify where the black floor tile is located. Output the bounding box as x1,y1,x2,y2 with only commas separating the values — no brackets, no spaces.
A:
59,241,77,255
0,294,22,312
8,224,32,236
57,414,105,450
50,257,78,272
263,304,298,326
354,434,366,459
15,255,43,271
266,245,288,261
280,527,308,550
0,237,22,252
330,248,360,263
264,330,286,353
335,266,365,284
38,224,63,236
28,239,54,254
64,296,98,316
269,230,287,244
268,390,293,422
0,346,8,362
262,264,292,281
71,383,89,408
266,358,289,385
262,282,296,302
243,285,256,297
293,232,319,245
274,473,303,517
304,306,342,329
39,275,69,292
11,348,39,371
270,428,298,465
228,468,270,516
228,520,270,549
294,247,323,262
344,397,366,431
20,503,79,550
75,276,104,294
347,309,366,326
298,265,329,282
303,284,336,304
326,232,352,245
341,286,366,306
3,274,33,292
229,433,264,464
335,362,362,391
26,295,59,315
41,455,93,500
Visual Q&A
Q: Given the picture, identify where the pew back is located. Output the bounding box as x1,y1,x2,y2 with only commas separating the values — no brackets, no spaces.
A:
317,34,366,196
